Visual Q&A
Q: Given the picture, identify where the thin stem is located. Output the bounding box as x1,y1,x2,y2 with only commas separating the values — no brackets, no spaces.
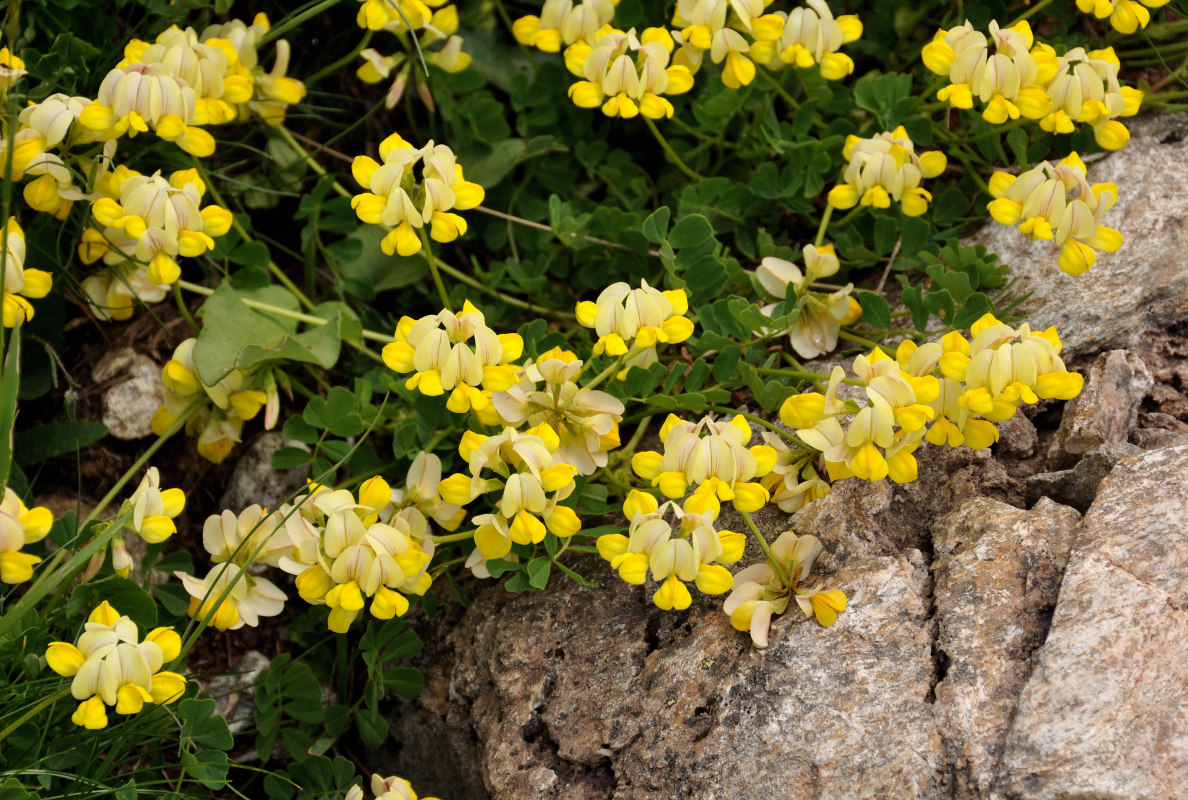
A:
757,67,799,111
814,204,834,248
190,158,316,310
432,258,576,319
741,511,792,587
643,117,705,181
837,329,890,351
622,414,655,453
173,282,200,334
430,530,475,544
1008,0,1059,25
305,30,374,86
585,348,642,391
0,689,71,744
260,0,345,44
276,125,351,198
417,228,452,311
757,365,865,386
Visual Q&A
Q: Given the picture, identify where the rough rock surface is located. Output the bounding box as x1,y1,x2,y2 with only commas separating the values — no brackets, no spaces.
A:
976,114,1188,360
993,444,1188,800
931,498,1081,800
1025,441,1142,511
1046,350,1152,469
92,348,163,440
217,432,310,511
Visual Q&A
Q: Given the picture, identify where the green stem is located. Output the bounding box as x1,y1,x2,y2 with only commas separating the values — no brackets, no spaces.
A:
276,125,352,198
585,348,642,391
175,280,390,358
431,530,476,544
754,366,862,386
432,258,573,318
417,228,452,311
260,0,346,44
643,117,705,181
0,689,72,744
1008,0,1059,25
173,282,199,334
837,329,891,352
741,511,791,587
305,30,374,87
190,158,316,310
814,204,834,248
757,67,800,110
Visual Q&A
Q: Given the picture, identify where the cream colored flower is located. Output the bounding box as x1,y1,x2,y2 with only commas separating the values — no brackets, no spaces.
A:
1,218,53,327
0,487,53,584
566,28,695,118
749,0,862,80
1040,47,1142,150
514,0,618,52
826,126,947,217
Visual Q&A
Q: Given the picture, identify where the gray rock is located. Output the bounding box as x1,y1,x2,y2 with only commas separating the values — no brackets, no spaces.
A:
201,650,271,735
994,412,1038,459
1129,411,1188,450
992,443,1188,800
91,348,163,440
1026,441,1142,511
976,114,1188,360
932,498,1081,800
217,431,309,512
1046,350,1152,469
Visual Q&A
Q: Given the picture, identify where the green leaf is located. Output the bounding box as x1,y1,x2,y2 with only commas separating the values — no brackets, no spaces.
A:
855,291,892,331
642,206,671,244
952,292,994,328
667,214,714,249
179,750,229,790
193,283,346,386
527,557,552,589
70,578,158,629
13,421,107,465
899,284,930,331
303,386,364,437
0,330,20,490
228,241,270,269
179,698,235,750
382,666,424,697
271,447,312,469
713,346,741,383
355,708,389,748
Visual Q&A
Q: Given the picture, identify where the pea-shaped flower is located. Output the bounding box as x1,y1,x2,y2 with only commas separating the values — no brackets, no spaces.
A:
45,602,186,729
826,127,947,217
351,133,484,256
1075,0,1170,35
78,62,215,156
576,279,694,360
119,467,186,544
0,487,53,584
514,0,618,52
383,300,524,413
750,0,862,80
1039,47,1142,150
1,217,53,327
566,28,695,118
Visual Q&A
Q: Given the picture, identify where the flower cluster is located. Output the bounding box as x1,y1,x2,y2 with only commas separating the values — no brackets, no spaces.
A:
151,338,281,463
597,490,743,610
45,602,186,729
80,168,233,313
383,301,523,413
632,413,777,512
724,530,846,645
986,152,1122,275
174,505,290,631
0,94,93,221
826,127,947,217
1039,47,1142,150
753,244,861,359
1076,0,1170,35
565,27,694,119
2,217,53,327
357,2,471,109
346,773,442,800
77,14,305,153
514,0,618,53
575,280,693,373
922,20,1057,125
439,425,581,572
0,487,53,584
749,0,863,81
280,480,435,633
492,347,625,474
778,316,1083,494
352,134,485,255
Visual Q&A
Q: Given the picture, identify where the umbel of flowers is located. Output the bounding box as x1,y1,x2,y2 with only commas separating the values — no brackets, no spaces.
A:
986,152,1122,275
753,244,861,359
565,27,694,119
0,487,53,584
351,133,485,256
45,602,186,729
826,126,947,217
1,217,53,327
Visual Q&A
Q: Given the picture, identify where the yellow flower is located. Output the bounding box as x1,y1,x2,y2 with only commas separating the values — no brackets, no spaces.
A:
383,300,523,413
202,505,292,567
1,218,53,328
47,603,186,728
1075,0,1170,34
567,28,694,119
827,127,946,217
120,467,186,544
514,0,618,52
922,20,1055,124
352,134,483,255
0,46,27,87
0,487,53,584
576,279,693,362
633,413,775,511
986,153,1122,275
754,246,853,359
199,15,307,125
1040,47,1142,150
176,562,287,630
749,0,862,80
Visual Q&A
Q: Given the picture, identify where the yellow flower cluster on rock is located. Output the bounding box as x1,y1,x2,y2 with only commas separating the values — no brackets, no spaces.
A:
46,602,186,729
827,126,947,217
597,490,744,610
352,133,485,255
986,152,1122,275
